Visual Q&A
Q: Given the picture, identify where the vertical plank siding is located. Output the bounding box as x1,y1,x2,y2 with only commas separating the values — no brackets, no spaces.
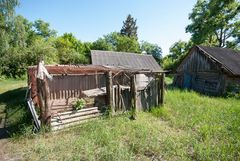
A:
48,74,106,100
174,47,227,95
112,74,163,112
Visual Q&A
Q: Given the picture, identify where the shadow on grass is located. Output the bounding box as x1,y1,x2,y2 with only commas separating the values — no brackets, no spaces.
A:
0,87,32,139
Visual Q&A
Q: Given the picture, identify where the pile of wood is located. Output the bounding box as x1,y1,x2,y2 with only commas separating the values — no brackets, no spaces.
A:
51,107,101,131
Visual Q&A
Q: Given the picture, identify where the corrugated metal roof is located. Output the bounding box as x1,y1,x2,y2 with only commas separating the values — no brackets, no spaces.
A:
91,50,162,72
197,45,240,76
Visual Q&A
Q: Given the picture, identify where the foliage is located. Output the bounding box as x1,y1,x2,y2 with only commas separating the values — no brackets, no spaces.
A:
186,0,240,48
55,33,90,64
115,34,140,53
73,98,86,110
140,41,162,62
226,83,240,99
27,37,58,65
92,37,114,51
120,14,138,39
33,19,57,38
162,40,192,70
92,32,141,53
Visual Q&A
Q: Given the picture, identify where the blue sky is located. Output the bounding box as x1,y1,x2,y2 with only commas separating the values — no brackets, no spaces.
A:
16,0,196,56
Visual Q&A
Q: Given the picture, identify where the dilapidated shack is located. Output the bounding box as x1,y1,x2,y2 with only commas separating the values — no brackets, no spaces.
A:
174,45,240,95
28,52,164,130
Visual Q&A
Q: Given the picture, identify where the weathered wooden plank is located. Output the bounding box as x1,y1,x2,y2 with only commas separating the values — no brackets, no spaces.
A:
160,73,165,104
106,71,113,113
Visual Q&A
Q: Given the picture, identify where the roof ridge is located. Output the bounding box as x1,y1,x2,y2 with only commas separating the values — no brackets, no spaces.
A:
91,50,153,57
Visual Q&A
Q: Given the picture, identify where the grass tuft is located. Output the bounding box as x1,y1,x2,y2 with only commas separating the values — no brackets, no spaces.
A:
150,106,171,120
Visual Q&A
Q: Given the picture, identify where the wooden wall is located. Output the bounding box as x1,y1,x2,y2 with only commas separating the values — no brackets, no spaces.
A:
174,47,226,95
48,74,106,100
111,75,161,113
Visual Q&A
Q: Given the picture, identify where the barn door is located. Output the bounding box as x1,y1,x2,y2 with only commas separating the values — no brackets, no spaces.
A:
183,73,192,89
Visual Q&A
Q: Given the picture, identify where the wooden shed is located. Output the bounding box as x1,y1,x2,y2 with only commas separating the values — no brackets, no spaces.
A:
91,50,165,110
173,45,240,95
27,52,165,130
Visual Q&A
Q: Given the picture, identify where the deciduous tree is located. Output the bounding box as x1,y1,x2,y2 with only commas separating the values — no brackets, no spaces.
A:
186,0,240,48
140,41,162,62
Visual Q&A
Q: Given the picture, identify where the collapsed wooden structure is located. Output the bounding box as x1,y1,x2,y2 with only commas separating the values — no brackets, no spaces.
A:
28,64,165,130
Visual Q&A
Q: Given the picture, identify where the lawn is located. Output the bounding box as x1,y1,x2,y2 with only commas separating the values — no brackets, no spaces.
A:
0,79,240,160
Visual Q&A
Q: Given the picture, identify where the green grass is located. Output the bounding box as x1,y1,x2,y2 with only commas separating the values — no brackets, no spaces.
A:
1,79,240,160
0,79,31,136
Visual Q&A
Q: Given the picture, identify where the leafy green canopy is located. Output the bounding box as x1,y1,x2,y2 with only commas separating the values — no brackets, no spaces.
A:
186,0,240,48
92,32,141,53
140,41,162,62
162,41,193,70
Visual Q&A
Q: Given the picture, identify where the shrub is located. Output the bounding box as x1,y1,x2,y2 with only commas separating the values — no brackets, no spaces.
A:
226,83,240,99
73,98,86,110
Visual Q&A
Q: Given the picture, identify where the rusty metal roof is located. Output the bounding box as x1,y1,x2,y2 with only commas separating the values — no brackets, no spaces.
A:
28,65,115,75
91,50,162,72
197,45,240,76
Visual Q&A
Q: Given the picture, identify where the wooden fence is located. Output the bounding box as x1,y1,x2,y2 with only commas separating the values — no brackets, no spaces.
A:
48,73,106,100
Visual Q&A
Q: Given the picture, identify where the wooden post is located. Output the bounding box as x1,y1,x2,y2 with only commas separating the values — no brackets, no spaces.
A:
37,78,51,125
44,79,51,125
37,78,45,125
157,74,161,105
160,73,165,105
130,74,137,119
117,84,121,111
106,71,113,113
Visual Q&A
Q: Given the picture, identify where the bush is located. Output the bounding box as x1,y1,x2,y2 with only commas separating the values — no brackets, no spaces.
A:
73,98,86,110
226,83,240,99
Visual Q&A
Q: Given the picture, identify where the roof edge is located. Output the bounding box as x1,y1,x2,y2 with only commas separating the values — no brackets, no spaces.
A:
196,45,235,76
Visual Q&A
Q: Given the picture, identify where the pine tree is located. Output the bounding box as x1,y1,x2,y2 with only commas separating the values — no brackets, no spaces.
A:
120,14,138,39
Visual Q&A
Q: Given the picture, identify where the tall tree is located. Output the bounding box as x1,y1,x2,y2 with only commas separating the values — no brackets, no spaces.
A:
120,14,138,39
0,0,19,76
0,0,19,52
186,0,240,48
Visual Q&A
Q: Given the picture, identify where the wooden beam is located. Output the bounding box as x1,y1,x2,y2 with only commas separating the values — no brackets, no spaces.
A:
160,73,165,105
106,71,113,113
130,75,137,119
37,78,51,125
44,80,51,125
117,84,121,110
37,78,45,125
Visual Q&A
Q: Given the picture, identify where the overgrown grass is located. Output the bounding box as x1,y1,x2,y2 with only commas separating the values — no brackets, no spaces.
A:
164,89,240,160
0,78,31,136
1,79,240,160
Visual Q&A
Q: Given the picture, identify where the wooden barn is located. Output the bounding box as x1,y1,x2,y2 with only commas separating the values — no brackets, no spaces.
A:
174,45,240,95
27,51,165,130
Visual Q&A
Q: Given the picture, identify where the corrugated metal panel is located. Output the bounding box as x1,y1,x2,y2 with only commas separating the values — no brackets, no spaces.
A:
91,50,162,72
